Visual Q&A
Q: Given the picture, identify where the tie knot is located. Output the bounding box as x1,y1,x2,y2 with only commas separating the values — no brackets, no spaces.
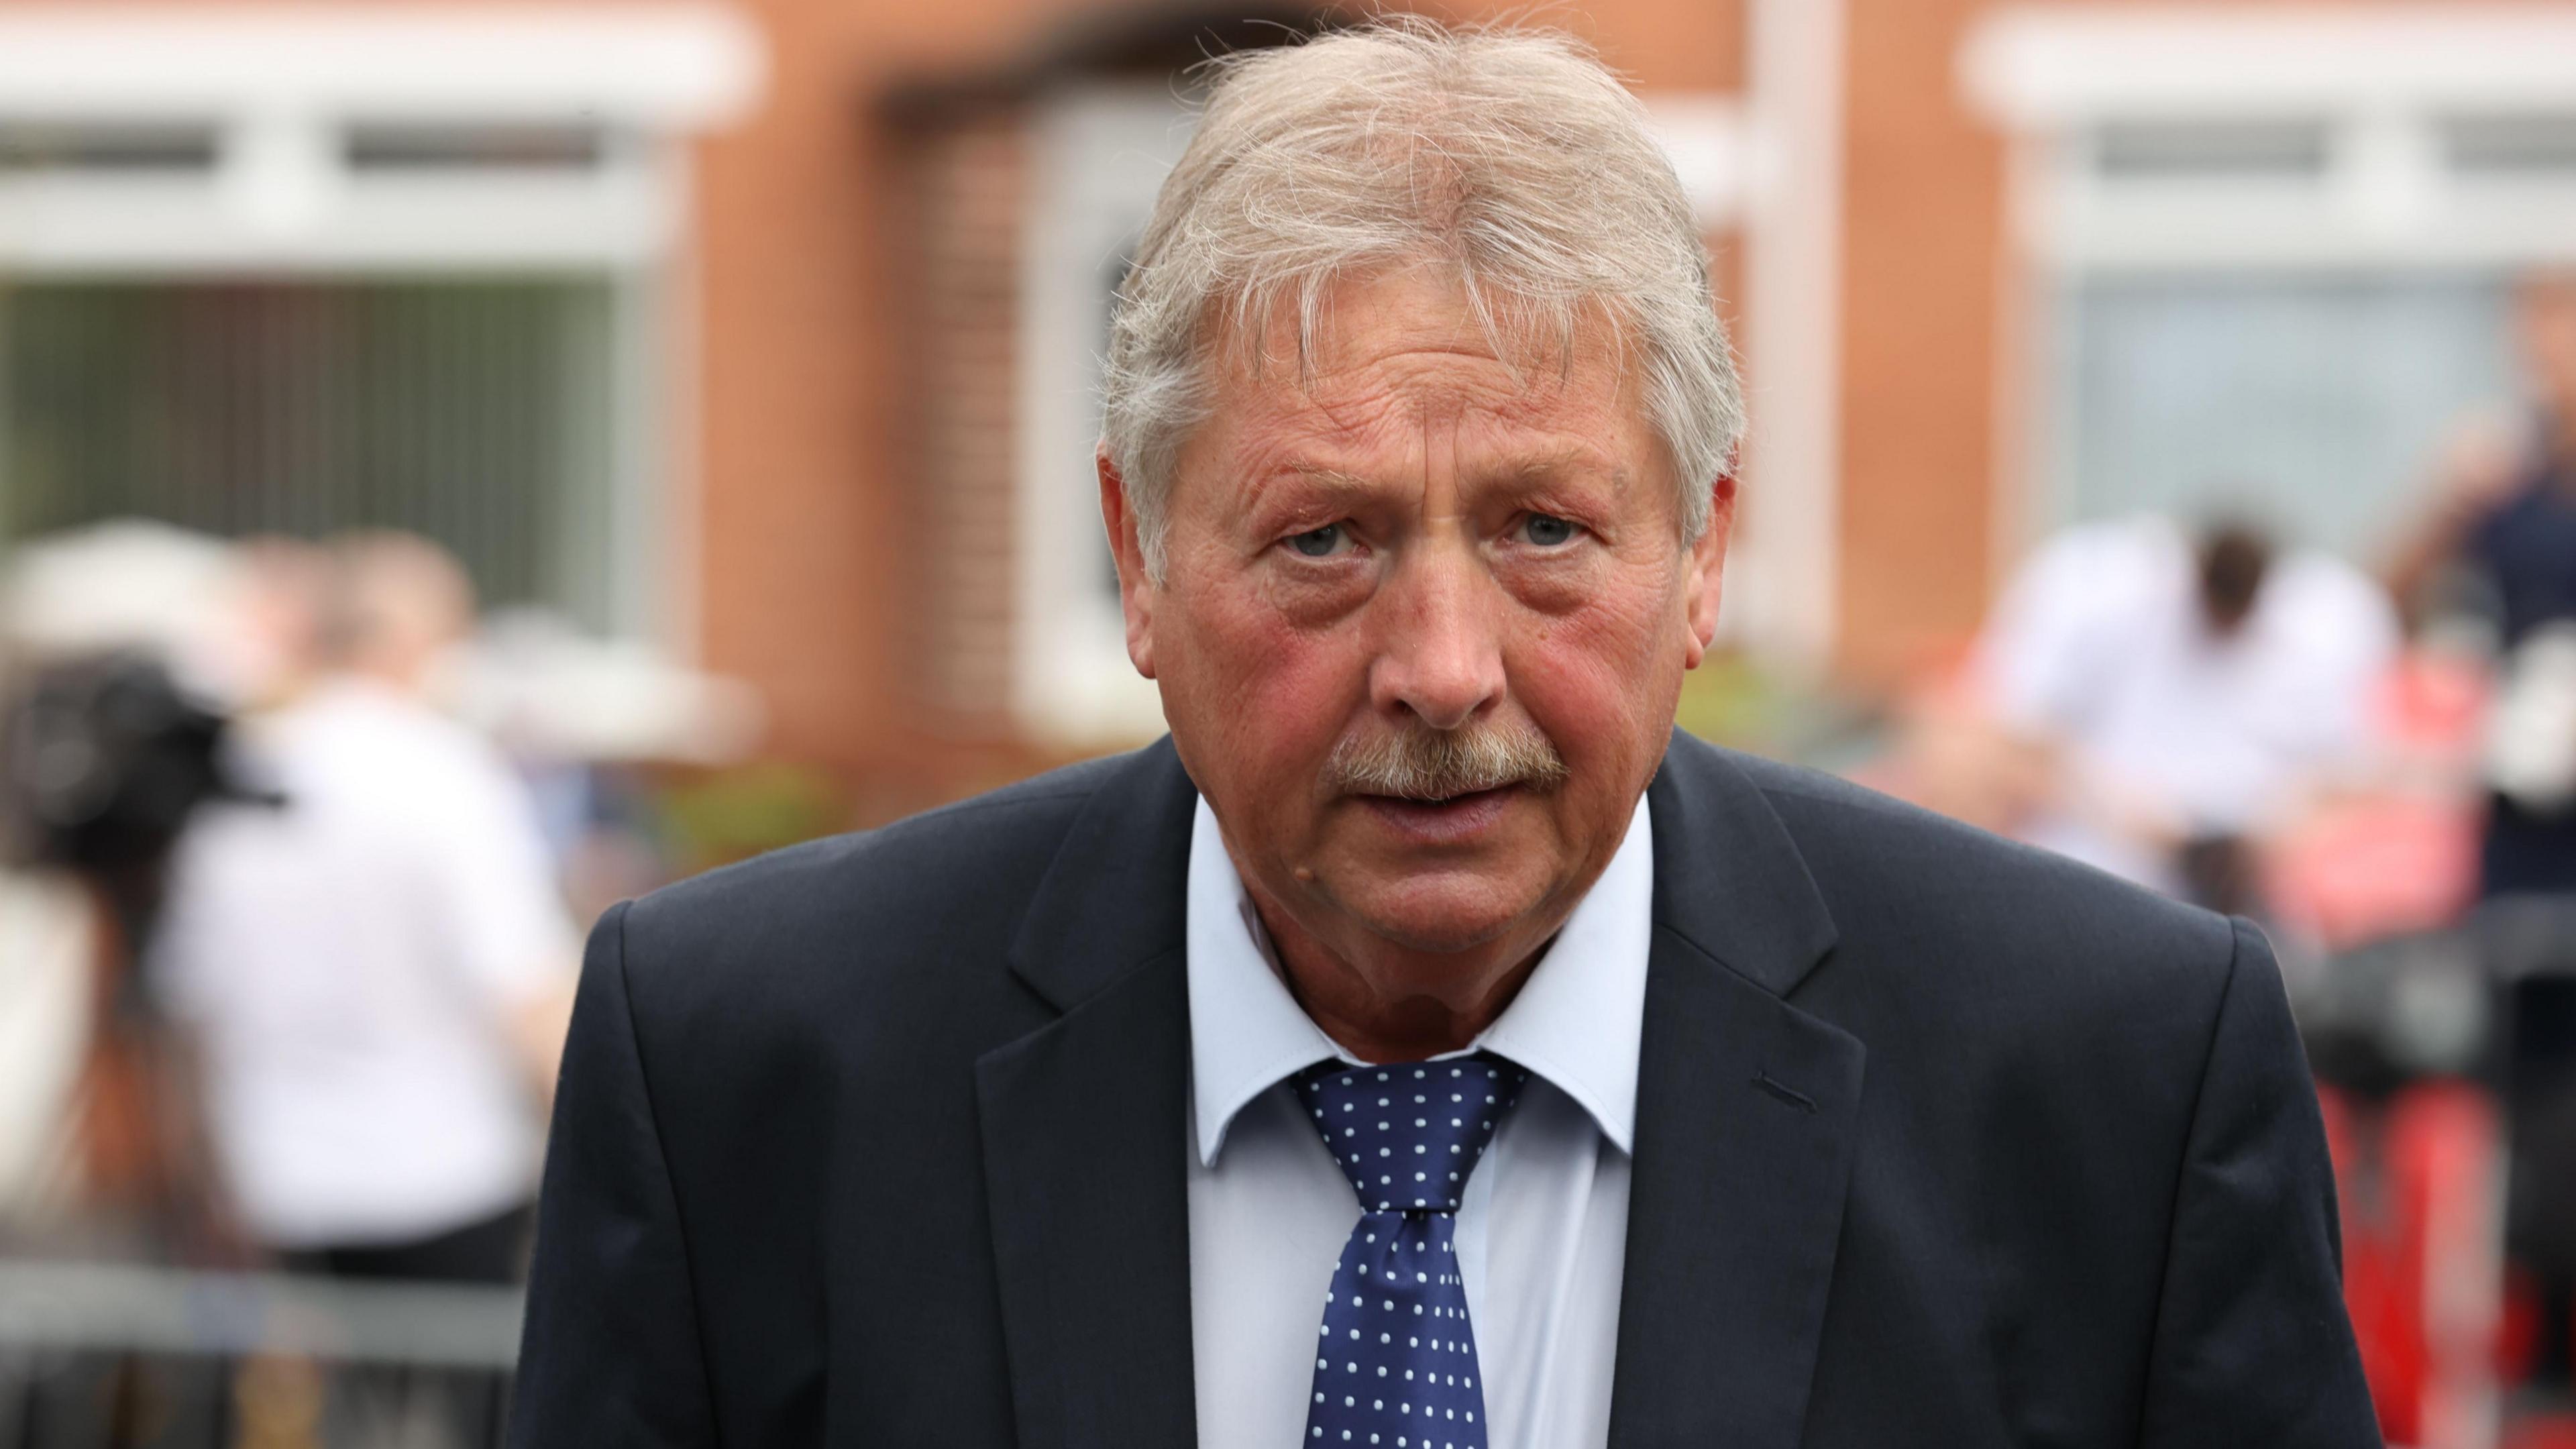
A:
1293,1053,1527,1213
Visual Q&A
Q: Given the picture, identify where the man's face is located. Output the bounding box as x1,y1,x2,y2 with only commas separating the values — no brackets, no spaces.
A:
1106,266,1730,970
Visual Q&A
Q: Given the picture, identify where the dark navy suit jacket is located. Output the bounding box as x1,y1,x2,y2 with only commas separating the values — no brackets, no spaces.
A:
509,731,2379,1447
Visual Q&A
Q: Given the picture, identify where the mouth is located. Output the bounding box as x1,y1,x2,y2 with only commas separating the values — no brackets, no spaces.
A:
1354,784,1522,843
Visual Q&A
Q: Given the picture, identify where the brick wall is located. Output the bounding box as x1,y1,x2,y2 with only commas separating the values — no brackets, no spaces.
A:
899,113,1030,736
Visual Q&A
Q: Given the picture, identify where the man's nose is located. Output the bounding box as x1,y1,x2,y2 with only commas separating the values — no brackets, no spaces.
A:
1368,543,1506,732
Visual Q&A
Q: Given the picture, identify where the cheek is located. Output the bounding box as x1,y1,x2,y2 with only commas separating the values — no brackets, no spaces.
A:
1169,574,1371,777
1505,560,1688,756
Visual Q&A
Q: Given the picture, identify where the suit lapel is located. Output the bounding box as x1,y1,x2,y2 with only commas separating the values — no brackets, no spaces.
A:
977,741,1202,1449
1607,735,1867,1449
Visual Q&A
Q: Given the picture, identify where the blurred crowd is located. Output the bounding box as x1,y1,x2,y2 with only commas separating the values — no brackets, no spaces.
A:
0,528,762,1287
1876,275,2576,943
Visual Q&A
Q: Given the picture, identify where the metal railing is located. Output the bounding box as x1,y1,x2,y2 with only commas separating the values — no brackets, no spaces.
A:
0,1263,521,1449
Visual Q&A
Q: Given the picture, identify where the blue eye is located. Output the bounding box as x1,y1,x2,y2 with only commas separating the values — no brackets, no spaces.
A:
1523,514,1576,547
1289,524,1345,557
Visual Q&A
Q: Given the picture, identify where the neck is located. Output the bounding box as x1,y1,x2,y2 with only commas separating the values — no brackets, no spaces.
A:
1247,891,1559,1063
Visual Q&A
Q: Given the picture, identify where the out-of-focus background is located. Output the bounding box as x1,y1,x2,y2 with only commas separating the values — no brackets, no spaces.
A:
3,1,2576,1445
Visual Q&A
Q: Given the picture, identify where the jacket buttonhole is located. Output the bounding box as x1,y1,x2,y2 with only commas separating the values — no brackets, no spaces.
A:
1750,1071,1817,1114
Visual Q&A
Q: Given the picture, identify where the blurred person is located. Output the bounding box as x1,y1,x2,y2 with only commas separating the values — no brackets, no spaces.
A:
1,531,300,1250
152,532,578,1283
2389,276,2576,1399
513,23,2373,1448
2390,273,2576,898
215,536,332,712
1972,513,2400,909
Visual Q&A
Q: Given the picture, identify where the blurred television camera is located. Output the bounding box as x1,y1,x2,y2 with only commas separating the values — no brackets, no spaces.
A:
1,650,275,973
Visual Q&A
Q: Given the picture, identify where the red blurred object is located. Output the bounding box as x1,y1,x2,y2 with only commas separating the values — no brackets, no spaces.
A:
2500,1264,2542,1390
2267,796,2481,951
2505,1415,2576,1449
2265,651,2490,952
2322,1079,2504,1447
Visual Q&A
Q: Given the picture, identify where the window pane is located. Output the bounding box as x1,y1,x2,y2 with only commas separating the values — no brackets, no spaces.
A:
2049,274,2518,557
0,280,619,628
2094,119,2331,180
2442,112,2576,176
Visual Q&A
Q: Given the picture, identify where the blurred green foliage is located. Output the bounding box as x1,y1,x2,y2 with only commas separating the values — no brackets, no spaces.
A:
1674,649,1786,751
1674,649,1884,772
655,761,848,875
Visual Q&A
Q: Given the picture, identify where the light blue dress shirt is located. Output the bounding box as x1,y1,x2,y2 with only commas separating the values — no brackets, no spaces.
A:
1185,793,1652,1449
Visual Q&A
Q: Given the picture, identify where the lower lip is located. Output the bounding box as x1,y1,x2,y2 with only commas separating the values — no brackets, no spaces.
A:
1356,786,1521,845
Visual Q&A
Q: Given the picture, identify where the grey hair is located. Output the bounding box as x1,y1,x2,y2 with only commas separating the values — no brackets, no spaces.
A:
1100,17,1744,580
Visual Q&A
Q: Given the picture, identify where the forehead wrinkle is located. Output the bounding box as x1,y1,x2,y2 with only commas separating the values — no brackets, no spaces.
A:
1209,317,1650,511
1287,362,1603,476
1307,348,1532,417
1281,463,1383,500
1230,460,1383,519
1242,442,1625,519
1482,441,1621,489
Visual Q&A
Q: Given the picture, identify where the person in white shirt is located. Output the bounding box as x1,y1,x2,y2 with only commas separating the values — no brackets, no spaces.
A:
155,533,576,1281
1971,513,2400,904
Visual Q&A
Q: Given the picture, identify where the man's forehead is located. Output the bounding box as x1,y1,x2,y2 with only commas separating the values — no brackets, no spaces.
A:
1179,269,1663,498
1212,325,1644,462
1218,268,1629,394
1191,364,1657,516
1271,443,1623,492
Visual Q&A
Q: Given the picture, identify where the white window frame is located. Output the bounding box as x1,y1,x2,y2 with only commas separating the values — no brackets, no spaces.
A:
1014,86,1185,749
1965,6,2576,273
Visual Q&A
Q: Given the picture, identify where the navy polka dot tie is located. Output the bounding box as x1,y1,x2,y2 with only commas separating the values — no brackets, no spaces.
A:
1293,1053,1528,1449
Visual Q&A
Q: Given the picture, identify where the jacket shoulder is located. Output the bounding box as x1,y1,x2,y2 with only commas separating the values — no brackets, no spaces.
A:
1702,749,2267,1235
1687,746,2249,1096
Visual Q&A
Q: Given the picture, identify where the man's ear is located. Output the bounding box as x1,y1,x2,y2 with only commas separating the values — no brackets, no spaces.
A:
1098,446,1157,680
1681,472,1737,671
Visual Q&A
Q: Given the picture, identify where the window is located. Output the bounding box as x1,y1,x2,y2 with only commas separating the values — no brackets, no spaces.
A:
0,7,759,641
2045,276,2515,558
341,123,613,174
2092,119,2331,180
2443,112,2576,178
1,280,626,628
1014,85,1184,746
1968,7,2576,561
0,121,218,174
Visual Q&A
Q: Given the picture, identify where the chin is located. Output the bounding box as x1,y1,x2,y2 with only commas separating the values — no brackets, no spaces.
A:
1339,873,1540,957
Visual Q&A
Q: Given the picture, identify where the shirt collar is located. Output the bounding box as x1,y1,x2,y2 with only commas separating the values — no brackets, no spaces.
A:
1185,792,1654,1167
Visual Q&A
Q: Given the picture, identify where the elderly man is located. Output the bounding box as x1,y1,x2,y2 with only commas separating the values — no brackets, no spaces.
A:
511,23,2374,1448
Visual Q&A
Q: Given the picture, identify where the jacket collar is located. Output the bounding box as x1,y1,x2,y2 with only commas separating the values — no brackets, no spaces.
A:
1185,790,1658,1165
1004,736,1199,1013
1644,727,1840,1000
